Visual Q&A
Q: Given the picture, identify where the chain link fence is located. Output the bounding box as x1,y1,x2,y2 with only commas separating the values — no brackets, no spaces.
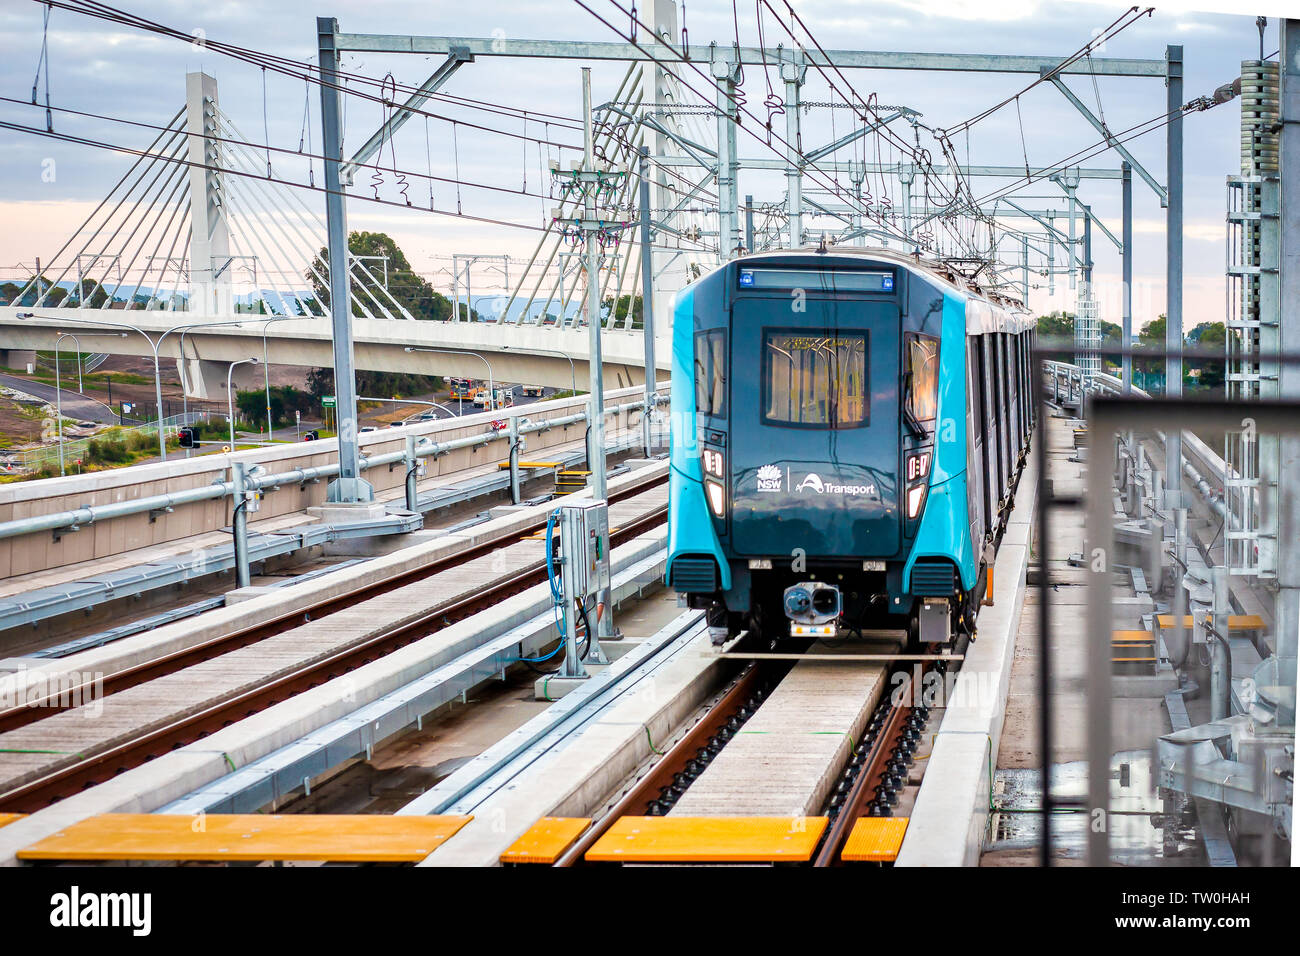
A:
0,412,212,474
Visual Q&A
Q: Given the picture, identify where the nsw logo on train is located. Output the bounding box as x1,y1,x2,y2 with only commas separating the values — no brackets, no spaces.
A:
754,464,876,497
756,464,784,493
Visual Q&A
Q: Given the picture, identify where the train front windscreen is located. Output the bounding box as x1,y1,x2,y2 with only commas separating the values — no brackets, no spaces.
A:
725,288,902,559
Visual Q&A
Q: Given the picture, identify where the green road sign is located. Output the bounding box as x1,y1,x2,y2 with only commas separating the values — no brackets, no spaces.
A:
321,396,336,408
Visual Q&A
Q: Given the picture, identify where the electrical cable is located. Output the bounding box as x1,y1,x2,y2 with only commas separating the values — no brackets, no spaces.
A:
38,0,586,149
0,116,551,233
0,94,562,206
577,0,918,250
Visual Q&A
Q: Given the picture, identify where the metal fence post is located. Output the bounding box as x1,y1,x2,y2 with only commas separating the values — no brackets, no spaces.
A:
232,460,251,589
404,434,420,512
508,415,522,505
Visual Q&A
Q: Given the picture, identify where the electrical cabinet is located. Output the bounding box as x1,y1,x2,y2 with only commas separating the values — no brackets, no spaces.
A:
560,499,610,598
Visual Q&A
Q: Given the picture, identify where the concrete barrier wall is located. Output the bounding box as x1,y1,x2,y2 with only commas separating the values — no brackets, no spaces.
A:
895,451,1038,867
0,385,662,578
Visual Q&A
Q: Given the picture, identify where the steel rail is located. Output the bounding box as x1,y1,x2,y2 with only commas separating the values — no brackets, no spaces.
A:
0,499,669,811
0,471,667,732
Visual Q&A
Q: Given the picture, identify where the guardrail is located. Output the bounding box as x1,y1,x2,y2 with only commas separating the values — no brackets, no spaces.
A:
1042,359,1231,524
0,384,669,574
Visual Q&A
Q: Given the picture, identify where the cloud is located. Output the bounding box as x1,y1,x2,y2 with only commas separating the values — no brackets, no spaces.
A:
0,0,1269,307
1131,218,1224,243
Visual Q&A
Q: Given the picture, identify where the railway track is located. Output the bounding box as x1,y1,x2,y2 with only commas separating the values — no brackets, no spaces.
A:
0,468,667,735
552,646,946,867
0,476,668,812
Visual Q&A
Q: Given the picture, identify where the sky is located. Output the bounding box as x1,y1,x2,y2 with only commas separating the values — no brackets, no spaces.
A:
0,0,1283,330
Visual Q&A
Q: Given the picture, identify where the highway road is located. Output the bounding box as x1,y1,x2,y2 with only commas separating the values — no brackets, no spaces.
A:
0,371,117,424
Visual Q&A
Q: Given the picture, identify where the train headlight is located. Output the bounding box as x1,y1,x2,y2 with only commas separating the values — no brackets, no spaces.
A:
706,480,725,517
906,483,928,520
906,450,932,483
702,447,725,478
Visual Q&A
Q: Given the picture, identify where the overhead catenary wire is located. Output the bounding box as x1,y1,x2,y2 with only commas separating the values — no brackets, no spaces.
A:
17,0,727,222
0,93,563,206
576,0,919,251
35,0,587,150
0,116,552,234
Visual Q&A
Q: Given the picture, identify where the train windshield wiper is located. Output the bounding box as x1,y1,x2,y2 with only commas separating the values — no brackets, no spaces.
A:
901,371,927,439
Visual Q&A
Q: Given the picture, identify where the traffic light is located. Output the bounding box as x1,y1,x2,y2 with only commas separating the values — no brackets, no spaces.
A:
178,427,197,448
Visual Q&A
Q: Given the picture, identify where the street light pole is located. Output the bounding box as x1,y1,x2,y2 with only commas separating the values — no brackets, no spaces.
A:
53,334,69,475
639,145,657,457
227,358,260,450
17,313,268,461
261,317,276,441
56,332,85,394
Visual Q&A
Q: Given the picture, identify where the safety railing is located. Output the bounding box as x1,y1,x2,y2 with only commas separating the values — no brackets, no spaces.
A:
0,384,669,544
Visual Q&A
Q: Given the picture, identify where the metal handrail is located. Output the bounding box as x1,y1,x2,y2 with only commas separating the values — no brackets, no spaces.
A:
0,386,668,542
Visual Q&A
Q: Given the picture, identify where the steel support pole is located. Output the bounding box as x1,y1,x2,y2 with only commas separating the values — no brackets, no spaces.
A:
1211,566,1230,722
1022,235,1029,302
232,461,251,589
1121,162,1133,394
899,164,915,248
582,68,606,504
1083,204,1093,286
1164,45,1184,509
1067,185,1077,290
1173,506,1188,697
1047,212,1056,295
577,67,611,643
713,51,739,259
452,255,460,321
318,16,372,503
1276,19,1300,697
508,414,521,505
405,434,420,512
640,146,657,458
744,193,755,253
783,55,806,247
1085,412,1115,866
151,344,166,461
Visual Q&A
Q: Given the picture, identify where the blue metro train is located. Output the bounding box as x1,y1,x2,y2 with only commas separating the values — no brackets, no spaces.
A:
665,249,1035,645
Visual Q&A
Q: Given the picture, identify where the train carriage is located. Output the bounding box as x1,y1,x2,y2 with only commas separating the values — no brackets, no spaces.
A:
665,249,1035,645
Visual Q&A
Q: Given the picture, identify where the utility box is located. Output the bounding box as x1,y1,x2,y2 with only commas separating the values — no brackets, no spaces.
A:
559,498,610,599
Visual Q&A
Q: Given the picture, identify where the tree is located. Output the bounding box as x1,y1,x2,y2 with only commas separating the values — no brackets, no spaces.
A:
602,294,643,328
305,231,475,322
1187,321,1226,391
303,232,465,401
1132,315,1166,391
235,385,318,429
305,367,445,404
1036,310,1074,339
54,278,113,309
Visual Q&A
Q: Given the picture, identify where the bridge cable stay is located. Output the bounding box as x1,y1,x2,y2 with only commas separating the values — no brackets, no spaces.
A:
9,109,185,308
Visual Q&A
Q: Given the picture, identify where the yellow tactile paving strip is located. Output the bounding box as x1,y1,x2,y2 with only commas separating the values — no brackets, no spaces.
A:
586,816,827,863
17,813,473,862
500,817,592,864
841,816,909,862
